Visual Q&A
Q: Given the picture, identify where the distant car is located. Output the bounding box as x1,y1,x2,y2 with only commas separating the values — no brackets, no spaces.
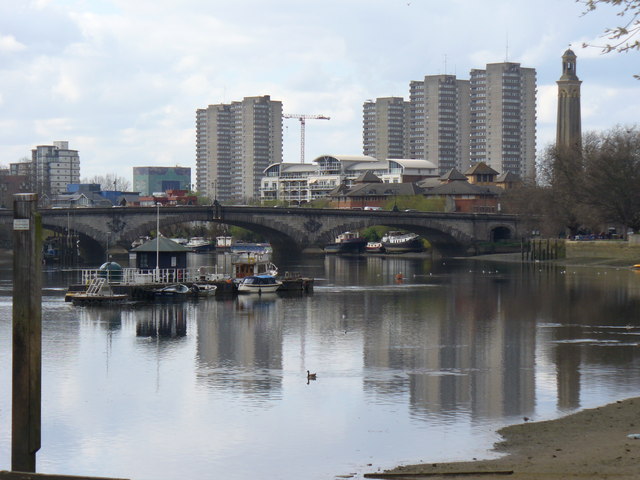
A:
364,206,382,211
403,209,417,212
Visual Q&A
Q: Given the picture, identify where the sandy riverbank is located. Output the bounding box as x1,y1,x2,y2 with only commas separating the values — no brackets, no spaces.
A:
368,397,640,479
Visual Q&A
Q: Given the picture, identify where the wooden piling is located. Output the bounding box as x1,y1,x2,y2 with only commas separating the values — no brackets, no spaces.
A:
12,193,42,472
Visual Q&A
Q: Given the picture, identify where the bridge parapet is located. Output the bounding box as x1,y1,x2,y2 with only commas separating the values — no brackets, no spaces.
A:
0,206,522,257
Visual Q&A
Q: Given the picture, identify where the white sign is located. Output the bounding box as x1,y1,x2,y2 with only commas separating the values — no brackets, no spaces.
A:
13,219,30,230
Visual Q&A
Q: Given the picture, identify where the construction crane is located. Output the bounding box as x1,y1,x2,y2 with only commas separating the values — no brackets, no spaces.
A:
283,113,330,163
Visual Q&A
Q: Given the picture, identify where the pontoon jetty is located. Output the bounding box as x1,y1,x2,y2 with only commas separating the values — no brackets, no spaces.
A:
65,259,313,302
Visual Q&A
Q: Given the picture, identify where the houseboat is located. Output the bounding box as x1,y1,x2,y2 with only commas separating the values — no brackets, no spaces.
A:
186,237,215,252
230,242,273,255
324,231,367,254
232,252,278,279
381,231,424,253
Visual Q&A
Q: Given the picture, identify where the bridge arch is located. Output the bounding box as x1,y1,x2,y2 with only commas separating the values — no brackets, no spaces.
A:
491,225,513,242
313,218,473,256
0,206,522,259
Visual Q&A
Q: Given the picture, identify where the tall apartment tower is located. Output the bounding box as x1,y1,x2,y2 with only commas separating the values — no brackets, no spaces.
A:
469,63,537,182
409,75,470,175
362,97,410,159
31,141,80,196
556,48,582,151
196,95,283,203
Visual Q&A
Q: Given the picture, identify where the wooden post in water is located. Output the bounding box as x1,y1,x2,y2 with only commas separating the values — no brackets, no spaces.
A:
12,193,42,472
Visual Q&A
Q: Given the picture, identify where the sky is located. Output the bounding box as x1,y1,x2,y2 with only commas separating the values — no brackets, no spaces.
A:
1,0,639,184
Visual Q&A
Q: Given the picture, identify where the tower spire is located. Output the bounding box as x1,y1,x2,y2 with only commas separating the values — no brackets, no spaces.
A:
556,47,582,151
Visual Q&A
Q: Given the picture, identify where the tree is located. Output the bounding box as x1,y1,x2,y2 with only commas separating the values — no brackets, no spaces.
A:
580,0,640,77
539,144,591,236
382,195,445,212
581,126,640,233
80,173,131,191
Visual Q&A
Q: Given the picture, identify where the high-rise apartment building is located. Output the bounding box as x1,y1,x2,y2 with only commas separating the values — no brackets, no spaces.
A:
196,95,283,203
469,63,537,182
362,97,410,159
31,141,80,196
363,63,537,181
409,75,470,175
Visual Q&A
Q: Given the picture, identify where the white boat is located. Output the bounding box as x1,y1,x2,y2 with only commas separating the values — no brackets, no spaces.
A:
154,284,190,296
131,236,151,249
381,231,424,253
232,252,278,279
216,236,233,249
169,238,189,246
366,241,385,253
190,284,218,297
186,237,215,252
230,242,272,254
237,275,282,294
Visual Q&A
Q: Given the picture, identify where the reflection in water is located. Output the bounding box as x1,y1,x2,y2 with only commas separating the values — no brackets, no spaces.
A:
1,256,640,480
196,295,283,398
135,303,188,338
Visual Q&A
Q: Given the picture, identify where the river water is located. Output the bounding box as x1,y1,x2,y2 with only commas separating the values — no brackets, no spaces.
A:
2,253,640,480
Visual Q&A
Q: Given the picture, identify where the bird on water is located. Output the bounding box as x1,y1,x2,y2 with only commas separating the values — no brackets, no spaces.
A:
307,370,317,380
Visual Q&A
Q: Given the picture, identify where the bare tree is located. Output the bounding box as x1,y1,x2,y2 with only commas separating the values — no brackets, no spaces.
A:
580,0,640,77
581,126,640,233
544,144,590,236
81,173,131,191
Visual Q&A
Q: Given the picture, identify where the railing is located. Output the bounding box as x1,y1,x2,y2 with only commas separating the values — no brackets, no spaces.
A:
79,265,228,286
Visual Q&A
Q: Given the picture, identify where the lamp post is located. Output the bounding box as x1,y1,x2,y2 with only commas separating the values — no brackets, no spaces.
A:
155,202,160,281
211,179,217,204
106,232,111,263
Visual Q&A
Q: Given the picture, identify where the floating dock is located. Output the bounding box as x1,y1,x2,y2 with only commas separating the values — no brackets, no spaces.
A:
65,267,313,303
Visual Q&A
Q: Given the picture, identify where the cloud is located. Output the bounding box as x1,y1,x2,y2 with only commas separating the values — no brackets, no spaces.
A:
537,84,558,124
0,33,26,52
34,118,75,138
0,0,638,181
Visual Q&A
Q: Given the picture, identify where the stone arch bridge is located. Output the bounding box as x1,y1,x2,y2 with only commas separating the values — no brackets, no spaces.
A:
0,205,523,257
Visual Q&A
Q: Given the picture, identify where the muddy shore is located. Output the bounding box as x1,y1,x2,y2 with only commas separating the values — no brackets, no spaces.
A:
371,397,640,480
465,251,638,269
367,254,640,480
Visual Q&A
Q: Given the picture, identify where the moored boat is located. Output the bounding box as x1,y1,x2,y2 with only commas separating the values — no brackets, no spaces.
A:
232,252,278,279
216,236,233,249
131,236,151,249
230,242,273,255
186,237,215,253
237,275,282,294
381,231,424,253
154,284,190,296
190,283,218,296
366,241,385,253
324,231,367,254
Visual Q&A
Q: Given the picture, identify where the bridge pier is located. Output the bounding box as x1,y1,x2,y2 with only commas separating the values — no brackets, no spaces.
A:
0,207,523,258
